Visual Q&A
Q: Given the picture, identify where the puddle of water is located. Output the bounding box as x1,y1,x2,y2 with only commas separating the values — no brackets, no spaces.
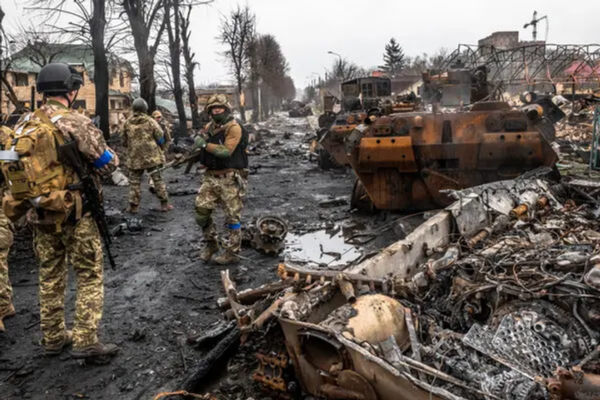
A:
284,229,362,267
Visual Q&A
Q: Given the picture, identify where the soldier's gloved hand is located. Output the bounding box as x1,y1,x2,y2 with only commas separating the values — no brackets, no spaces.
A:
194,136,206,149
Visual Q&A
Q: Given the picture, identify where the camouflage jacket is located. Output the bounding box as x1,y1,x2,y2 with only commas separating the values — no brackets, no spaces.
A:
122,112,165,170
158,120,173,151
32,101,119,172
10,101,119,227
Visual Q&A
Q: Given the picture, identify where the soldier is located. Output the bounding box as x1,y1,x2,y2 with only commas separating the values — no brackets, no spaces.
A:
152,110,172,151
2,63,119,358
194,94,249,265
0,126,15,333
122,99,173,213
148,110,172,194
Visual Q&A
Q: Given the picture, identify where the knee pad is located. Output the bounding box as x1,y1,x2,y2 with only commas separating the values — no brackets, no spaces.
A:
195,207,213,227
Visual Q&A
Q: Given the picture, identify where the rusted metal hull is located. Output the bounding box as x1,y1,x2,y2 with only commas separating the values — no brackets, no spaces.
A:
346,103,559,211
279,318,442,400
318,113,367,168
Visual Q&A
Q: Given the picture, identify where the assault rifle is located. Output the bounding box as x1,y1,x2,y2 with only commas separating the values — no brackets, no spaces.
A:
156,148,204,174
58,140,117,270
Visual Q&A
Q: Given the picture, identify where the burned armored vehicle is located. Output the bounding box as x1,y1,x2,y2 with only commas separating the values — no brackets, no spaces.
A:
316,76,419,169
345,96,564,211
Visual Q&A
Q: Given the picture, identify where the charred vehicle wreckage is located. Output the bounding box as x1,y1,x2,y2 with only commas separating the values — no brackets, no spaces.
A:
177,172,600,400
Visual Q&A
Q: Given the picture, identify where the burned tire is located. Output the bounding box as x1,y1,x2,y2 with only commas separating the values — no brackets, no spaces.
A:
318,148,336,171
351,179,376,214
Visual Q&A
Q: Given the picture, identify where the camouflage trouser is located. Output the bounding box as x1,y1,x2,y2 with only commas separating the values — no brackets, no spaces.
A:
195,172,247,252
33,216,104,349
129,167,168,206
0,213,14,312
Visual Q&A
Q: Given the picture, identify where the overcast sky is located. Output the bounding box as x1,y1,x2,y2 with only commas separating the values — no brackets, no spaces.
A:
2,0,599,88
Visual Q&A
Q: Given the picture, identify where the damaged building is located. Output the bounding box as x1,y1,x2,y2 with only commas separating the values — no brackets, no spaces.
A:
0,42,133,127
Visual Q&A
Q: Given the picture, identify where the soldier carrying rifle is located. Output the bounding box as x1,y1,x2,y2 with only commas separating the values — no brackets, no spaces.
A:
0,63,119,359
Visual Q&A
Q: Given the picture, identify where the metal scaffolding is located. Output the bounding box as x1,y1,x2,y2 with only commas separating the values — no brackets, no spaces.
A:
440,44,600,92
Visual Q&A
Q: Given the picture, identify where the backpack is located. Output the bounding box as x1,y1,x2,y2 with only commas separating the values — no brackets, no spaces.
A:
1,110,70,201
235,118,250,151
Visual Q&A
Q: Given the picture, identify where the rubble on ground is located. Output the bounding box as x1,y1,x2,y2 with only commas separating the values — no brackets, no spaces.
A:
288,101,313,118
191,172,600,400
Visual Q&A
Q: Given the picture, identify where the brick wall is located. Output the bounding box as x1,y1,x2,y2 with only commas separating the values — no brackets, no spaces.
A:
478,31,520,49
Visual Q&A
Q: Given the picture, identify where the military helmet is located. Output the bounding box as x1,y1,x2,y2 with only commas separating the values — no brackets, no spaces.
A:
206,94,231,112
152,110,163,119
36,63,84,94
132,98,148,113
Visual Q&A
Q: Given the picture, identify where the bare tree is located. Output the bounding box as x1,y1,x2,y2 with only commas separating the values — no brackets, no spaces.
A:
330,58,366,82
28,0,128,139
219,5,255,122
8,25,69,68
120,0,167,112
180,5,201,128
164,0,186,137
428,48,450,70
249,34,290,120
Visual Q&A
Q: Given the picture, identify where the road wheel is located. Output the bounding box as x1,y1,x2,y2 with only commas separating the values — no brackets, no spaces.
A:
318,148,335,170
351,179,376,214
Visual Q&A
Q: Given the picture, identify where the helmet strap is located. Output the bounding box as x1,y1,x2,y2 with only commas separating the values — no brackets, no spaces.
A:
63,89,79,108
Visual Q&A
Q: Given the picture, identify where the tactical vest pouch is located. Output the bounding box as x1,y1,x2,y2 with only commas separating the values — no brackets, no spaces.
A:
2,193,30,222
1,111,69,201
35,190,75,213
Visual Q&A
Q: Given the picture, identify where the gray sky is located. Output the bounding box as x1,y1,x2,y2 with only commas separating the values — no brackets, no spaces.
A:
2,0,599,88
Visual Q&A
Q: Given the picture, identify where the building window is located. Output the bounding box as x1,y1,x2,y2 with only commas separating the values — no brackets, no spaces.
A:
110,100,117,110
15,73,28,87
72,100,87,110
376,80,391,97
119,71,125,88
362,83,374,97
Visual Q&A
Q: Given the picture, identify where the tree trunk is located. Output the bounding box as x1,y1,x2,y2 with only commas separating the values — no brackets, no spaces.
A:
90,0,110,140
123,0,160,112
250,79,258,122
180,6,201,130
165,0,187,138
236,78,246,123
185,67,200,129
137,49,157,112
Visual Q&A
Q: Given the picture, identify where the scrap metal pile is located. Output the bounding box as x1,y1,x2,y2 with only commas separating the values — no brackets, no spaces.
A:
211,175,600,400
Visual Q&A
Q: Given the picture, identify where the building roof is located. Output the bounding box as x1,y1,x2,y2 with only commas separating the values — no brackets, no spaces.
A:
156,97,192,120
6,42,133,78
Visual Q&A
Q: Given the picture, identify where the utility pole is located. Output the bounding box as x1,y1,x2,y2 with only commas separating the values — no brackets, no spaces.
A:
523,10,547,41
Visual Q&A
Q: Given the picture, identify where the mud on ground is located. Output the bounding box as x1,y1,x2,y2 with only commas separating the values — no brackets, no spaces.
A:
0,114,417,400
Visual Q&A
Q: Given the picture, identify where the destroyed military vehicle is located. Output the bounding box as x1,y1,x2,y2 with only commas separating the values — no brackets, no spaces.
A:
207,175,600,400
345,96,564,211
316,76,419,169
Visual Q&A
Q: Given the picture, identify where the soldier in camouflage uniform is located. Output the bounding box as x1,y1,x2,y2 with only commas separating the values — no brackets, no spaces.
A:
5,63,119,358
0,126,15,333
152,110,172,151
122,99,173,213
194,94,248,265
148,110,172,193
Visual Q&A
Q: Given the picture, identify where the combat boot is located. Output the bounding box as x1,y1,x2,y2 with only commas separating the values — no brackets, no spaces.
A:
44,330,73,356
200,222,219,262
200,241,220,262
214,228,241,265
0,304,15,333
213,250,239,265
127,203,139,214
70,342,119,359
